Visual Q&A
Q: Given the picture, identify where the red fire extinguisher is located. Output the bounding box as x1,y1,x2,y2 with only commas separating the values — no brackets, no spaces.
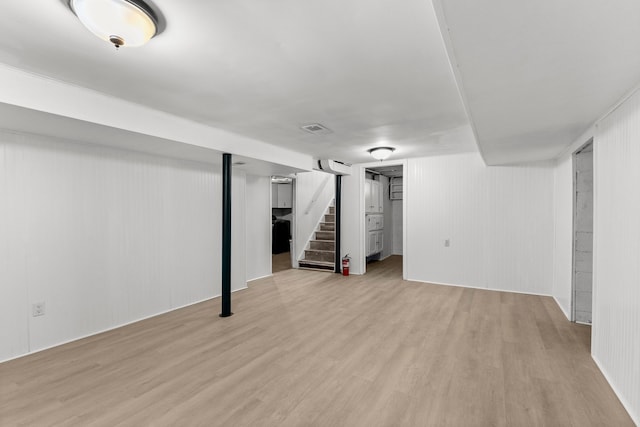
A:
342,254,350,276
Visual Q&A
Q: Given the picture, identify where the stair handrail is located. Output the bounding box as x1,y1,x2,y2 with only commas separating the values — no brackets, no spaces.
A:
304,175,331,215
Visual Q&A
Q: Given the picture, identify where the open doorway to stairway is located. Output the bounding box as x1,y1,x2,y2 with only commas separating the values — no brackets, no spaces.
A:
298,202,336,271
363,164,404,277
271,176,295,273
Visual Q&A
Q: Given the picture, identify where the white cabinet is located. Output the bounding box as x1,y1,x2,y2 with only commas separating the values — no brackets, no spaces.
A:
272,183,292,208
367,230,384,256
366,213,384,256
374,181,383,213
365,179,372,212
365,179,384,213
365,178,384,256
366,213,383,231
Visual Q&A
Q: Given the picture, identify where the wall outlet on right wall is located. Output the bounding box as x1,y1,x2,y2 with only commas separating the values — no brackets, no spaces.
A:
32,302,46,317
444,239,450,247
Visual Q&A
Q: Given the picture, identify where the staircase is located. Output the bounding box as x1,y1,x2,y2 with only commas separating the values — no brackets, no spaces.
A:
298,203,336,271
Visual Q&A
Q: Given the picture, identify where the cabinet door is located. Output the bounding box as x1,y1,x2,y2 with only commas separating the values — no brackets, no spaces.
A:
276,183,292,208
370,181,378,212
365,179,374,213
375,214,383,230
368,231,377,255
376,181,384,213
377,231,384,253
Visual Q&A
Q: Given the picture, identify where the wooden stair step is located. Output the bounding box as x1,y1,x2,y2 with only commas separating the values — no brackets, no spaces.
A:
319,222,335,231
310,240,335,250
315,231,334,241
298,259,334,271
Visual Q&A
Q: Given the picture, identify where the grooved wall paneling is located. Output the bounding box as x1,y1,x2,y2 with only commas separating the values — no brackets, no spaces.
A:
406,153,554,294
0,130,228,361
245,175,271,280
593,89,640,424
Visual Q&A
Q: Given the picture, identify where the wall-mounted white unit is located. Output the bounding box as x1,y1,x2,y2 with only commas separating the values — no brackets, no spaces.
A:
272,183,292,208
317,159,352,175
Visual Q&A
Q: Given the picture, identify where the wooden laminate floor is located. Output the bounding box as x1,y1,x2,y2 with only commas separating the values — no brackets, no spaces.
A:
1,256,633,426
272,251,292,273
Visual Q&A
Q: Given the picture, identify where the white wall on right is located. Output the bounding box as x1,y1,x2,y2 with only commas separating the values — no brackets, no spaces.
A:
391,200,403,255
592,89,640,425
406,152,555,295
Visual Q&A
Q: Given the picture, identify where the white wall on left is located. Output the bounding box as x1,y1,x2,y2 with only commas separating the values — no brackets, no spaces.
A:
0,130,230,362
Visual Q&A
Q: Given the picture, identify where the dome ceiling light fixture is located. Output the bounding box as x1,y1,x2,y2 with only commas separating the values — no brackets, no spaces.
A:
68,0,163,49
368,146,396,161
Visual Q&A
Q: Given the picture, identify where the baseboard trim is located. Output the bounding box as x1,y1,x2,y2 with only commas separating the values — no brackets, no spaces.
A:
553,296,572,321
592,355,639,426
405,277,553,297
247,274,272,282
1,287,248,364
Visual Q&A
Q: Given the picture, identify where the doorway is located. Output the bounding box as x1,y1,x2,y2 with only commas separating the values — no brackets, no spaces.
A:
363,164,404,278
271,176,295,273
572,141,593,324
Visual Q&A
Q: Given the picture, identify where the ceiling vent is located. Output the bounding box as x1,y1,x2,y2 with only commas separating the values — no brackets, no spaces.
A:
301,123,333,135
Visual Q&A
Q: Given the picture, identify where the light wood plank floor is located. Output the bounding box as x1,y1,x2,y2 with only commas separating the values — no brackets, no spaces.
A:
1,256,633,426
272,251,292,273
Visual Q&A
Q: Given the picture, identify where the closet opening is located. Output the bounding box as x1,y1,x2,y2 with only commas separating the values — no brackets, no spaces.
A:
363,164,404,277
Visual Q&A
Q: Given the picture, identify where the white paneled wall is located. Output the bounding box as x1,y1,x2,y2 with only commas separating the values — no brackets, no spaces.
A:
245,175,271,281
552,155,574,319
341,167,364,274
0,130,244,362
406,153,554,294
231,169,247,292
392,200,403,255
294,171,335,261
592,90,640,425
381,175,394,259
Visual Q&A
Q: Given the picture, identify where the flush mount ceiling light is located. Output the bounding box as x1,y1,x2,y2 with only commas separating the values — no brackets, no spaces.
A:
68,0,162,49
368,147,396,161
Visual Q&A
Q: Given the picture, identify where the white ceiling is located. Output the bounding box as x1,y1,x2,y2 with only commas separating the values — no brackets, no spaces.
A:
0,102,304,177
0,0,475,166
0,1,639,167
435,0,640,165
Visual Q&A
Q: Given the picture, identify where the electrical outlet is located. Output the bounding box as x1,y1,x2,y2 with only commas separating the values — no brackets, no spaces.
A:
444,239,450,247
32,302,45,317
